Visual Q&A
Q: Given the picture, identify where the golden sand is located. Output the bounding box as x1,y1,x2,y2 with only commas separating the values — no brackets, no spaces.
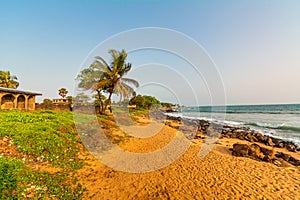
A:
77,119,300,199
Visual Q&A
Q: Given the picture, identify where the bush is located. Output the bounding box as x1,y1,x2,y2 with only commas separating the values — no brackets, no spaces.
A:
129,95,160,109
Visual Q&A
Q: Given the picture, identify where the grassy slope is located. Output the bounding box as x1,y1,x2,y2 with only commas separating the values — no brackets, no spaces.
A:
0,110,85,199
0,109,148,199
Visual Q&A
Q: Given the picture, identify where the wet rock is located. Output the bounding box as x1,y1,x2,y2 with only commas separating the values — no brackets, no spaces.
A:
265,137,275,146
275,142,285,148
263,136,272,146
245,133,256,142
286,143,297,152
253,132,264,143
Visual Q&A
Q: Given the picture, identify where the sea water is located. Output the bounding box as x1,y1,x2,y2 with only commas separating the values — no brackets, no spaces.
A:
169,104,300,145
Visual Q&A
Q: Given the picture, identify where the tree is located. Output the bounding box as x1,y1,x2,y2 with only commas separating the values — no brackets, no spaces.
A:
66,96,73,104
93,93,106,112
73,92,90,106
161,102,173,109
58,88,68,99
42,98,53,105
0,71,19,89
129,95,160,109
77,49,139,114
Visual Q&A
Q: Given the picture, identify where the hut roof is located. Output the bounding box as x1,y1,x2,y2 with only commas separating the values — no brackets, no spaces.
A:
0,87,42,96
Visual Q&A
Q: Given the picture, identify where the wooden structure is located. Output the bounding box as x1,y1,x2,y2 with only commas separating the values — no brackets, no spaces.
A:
0,87,42,111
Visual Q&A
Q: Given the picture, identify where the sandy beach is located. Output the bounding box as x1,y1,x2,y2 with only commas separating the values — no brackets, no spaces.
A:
77,117,300,199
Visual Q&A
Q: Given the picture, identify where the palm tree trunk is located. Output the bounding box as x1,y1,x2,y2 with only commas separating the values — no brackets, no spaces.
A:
104,91,113,113
97,90,104,115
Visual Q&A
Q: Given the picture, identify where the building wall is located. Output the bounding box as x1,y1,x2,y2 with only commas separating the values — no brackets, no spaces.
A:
35,103,72,111
0,92,38,111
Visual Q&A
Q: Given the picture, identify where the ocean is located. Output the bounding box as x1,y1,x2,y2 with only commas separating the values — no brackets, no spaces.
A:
169,104,300,145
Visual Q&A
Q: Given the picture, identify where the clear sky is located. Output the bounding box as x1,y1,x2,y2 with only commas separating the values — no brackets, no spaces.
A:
0,0,299,105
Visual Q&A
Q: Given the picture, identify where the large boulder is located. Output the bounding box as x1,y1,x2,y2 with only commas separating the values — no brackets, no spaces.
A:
260,147,275,161
232,144,249,157
264,136,275,146
275,141,285,148
286,143,297,152
275,152,291,161
245,133,257,142
248,143,264,159
288,157,300,166
232,143,274,162
254,132,265,142
275,152,300,166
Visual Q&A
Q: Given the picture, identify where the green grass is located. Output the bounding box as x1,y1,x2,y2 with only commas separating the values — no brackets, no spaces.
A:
0,110,82,170
0,110,86,199
129,108,149,116
0,110,143,198
0,157,85,199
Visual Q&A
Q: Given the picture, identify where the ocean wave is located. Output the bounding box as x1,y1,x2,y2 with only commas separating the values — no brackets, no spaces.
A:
181,104,300,115
165,112,300,145
244,122,300,132
165,113,242,127
181,110,300,115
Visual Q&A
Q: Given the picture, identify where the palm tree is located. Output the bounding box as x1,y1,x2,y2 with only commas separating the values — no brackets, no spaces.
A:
0,71,19,89
77,49,139,114
58,88,68,99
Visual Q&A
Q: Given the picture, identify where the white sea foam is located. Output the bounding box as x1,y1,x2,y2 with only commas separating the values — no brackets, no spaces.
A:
165,112,300,145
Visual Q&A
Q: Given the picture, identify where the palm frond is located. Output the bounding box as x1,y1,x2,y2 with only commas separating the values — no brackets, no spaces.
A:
121,78,139,88
94,56,111,71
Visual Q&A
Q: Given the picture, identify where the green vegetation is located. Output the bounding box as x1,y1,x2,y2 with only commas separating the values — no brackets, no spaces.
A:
42,98,53,105
129,108,150,116
76,49,139,114
0,110,82,169
0,70,19,89
129,95,161,109
73,92,91,106
161,102,173,109
0,110,87,199
0,110,137,199
0,157,84,199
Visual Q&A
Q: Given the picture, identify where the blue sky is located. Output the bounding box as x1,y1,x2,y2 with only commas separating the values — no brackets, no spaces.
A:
0,0,299,105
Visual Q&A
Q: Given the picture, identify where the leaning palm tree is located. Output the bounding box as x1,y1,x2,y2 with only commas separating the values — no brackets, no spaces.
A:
77,49,139,114
95,49,139,102
0,70,19,89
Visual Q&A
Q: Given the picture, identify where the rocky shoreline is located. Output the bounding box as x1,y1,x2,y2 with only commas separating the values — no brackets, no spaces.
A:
164,114,300,167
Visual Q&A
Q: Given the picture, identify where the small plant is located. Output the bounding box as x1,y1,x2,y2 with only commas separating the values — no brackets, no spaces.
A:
0,110,83,169
0,157,85,199
0,111,87,199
